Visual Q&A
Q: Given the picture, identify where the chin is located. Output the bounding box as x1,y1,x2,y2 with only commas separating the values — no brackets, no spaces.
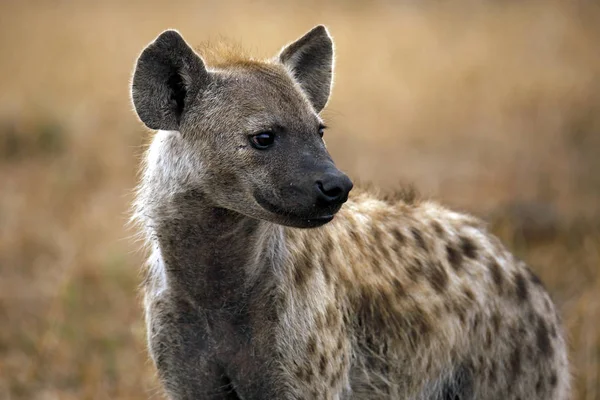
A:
253,193,340,229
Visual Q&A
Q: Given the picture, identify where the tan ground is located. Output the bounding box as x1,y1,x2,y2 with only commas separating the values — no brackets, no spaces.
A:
0,0,599,398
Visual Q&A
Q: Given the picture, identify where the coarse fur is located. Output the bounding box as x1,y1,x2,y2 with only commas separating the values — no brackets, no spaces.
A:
130,26,570,399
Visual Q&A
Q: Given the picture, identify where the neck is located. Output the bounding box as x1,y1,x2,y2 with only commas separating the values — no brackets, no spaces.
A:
149,190,285,309
136,131,285,308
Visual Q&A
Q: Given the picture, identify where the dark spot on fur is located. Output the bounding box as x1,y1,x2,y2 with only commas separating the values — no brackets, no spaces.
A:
391,227,405,244
509,347,522,384
432,221,445,236
527,267,545,287
406,306,432,346
544,297,553,313
460,236,478,259
487,360,497,383
446,244,463,272
514,272,529,303
315,312,325,331
321,237,334,284
472,313,481,331
372,224,383,244
337,336,344,351
550,372,557,387
393,278,406,297
451,299,467,324
307,336,317,356
491,312,501,331
550,323,557,339
484,327,493,349
488,260,504,293
391,227,406,256
428,262,449,293
326,304,338,329
319,354,327,374
463,287,475,302
349,229,366,252
536,318,553,358
406,259,424,282
536,376,545,394
411,227,427,250
293,255,315,288
371,256,384,274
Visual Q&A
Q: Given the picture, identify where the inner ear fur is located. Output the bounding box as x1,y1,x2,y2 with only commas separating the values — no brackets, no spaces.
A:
131,30,209,131
278,25,334,113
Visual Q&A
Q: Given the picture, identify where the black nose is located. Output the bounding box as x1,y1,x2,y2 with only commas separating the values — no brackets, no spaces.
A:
316,172,354,207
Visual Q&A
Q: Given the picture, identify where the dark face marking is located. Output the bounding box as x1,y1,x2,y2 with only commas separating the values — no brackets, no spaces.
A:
459,236,478,259
514,272,529,303
446,244,463,272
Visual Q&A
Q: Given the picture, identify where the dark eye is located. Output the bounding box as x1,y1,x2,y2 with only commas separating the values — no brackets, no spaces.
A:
318,125,326,138
250,132,275,150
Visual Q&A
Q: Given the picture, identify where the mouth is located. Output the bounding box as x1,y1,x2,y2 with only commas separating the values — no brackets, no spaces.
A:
254,193,338,228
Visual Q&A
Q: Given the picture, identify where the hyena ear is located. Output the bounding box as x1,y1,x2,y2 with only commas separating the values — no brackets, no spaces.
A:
131,30,209,131
278,25,334,113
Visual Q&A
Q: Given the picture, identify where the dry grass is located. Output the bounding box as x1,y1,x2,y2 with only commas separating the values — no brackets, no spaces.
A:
0,0,599,398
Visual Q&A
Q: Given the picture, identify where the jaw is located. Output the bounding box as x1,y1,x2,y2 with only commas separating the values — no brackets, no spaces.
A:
253,192,340,229
279,214,334,229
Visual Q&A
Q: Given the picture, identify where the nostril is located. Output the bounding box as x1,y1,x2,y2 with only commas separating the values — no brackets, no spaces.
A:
317,181,345,204
318,181,343,199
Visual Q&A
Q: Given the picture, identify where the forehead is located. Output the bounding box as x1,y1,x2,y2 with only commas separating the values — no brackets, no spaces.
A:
208,63,321,132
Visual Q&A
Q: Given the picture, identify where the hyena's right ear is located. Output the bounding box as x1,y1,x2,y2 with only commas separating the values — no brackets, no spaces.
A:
131,30,209,131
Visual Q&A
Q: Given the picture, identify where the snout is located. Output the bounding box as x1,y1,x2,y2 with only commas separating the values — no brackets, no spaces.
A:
315,170,353,208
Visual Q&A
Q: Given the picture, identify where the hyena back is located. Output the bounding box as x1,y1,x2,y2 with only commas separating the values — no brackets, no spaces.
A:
130,26,569,399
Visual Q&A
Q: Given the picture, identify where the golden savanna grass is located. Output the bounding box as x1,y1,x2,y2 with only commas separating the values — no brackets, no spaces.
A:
0,0,599,398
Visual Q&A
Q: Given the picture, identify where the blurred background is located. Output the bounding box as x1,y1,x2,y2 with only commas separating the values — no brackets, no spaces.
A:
0,0,599,399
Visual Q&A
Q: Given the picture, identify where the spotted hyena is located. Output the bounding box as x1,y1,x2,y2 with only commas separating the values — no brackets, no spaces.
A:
130,26,570,399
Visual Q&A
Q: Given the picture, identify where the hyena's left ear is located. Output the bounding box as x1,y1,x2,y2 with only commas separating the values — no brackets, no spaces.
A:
278,25,334,113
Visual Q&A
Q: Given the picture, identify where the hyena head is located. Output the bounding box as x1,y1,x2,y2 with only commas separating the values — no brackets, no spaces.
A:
131,26,353,228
